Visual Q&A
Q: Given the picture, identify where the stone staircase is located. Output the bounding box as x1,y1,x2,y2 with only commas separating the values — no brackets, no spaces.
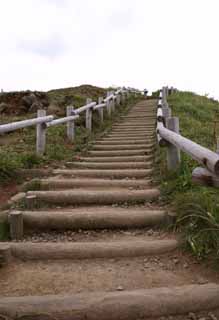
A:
0,99,219,319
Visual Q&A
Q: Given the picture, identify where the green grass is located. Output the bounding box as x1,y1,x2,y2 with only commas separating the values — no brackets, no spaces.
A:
0,95,140,185
157,91,219,260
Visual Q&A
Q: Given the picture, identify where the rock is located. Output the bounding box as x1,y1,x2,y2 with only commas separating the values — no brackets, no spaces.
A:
29,102,43,113
147,229,154,236
198,278,208,285
208,312,218,320
188,312,197,320
173,258,179,265
0,102,8,113
116,286,124,291
21,94,36,107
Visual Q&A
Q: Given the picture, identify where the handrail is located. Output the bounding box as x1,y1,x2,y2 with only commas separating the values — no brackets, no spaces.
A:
73,102,96,115
156,87,219,181
0,87,138,155
0,116,54,134
46,115,79,127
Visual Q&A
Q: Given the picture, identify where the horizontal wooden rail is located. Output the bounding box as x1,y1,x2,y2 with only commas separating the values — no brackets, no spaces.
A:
46,115,79,127
0,87,138,156
73,102,96,115
93,103,107,110
157,86,219,179
158,122,219,175
0,116,54,134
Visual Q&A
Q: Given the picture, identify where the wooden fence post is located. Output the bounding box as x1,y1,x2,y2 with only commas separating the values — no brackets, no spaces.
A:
116,94,121,106
66,106,75,141
111,92,115,113
166,117,181,170
9,211,23,240
86,98,92,131
36,109,47,155
98,97,104,123
163,107,172,126
106,92,111,117
121,92,126,105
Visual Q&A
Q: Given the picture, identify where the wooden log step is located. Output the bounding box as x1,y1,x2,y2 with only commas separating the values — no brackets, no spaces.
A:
7,239,177,260
21,207,168,230
53,168,153,178
111,129,154,134
106,134,154,139
26,188,160,205
95,139,150,145
28,178,152,190
92,144,154,151
65,161,153,170
78,155,153,162
87,150,153,156
2,284,218,319
98,138,155,143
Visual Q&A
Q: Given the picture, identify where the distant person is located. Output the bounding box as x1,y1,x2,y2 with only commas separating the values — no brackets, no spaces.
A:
143,89,148,98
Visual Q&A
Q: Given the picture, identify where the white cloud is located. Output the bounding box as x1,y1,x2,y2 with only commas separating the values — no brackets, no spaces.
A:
0,0,219,98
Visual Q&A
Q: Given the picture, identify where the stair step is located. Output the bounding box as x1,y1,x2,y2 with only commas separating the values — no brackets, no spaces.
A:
21,207,168,230
94,139,150,145
53,168,153,178
29,178,152,190
78,155,153,162
105,135,154,140
92,144,154,151
87,150,153,156
1,284,218,319
7,239,177,260
26,188,160,205
65,162,152,169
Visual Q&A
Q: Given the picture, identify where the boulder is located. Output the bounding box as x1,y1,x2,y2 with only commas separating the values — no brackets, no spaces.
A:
0,102,8,113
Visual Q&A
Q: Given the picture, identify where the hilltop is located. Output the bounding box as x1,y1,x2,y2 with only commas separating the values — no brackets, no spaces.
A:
0,84,107,116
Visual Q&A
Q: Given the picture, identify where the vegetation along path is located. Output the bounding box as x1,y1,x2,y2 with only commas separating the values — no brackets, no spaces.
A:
1,99,219,319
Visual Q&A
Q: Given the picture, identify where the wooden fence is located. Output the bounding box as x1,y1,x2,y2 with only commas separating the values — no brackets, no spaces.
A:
0,88,140,156
157,87,219,187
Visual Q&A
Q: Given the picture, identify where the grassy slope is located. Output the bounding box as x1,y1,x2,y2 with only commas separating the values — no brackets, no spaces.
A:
157,91,219,259
0,85,138,185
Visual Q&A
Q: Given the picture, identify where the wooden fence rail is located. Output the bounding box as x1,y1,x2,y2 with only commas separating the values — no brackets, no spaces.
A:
0,88,139,156
156,87,219,187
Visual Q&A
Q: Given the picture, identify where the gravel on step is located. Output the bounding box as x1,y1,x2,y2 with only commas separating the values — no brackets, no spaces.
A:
13,227,170,243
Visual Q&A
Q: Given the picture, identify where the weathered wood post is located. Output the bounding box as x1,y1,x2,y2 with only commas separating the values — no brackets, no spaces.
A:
163,106,172,126
111,92,115,113
106,92,111,117
36,109,47,155
121,92,126,105
66,106,75,141
86,98,92,131
166,117,181,170
116,93,121,106
9,211,23,240
98,97,104,123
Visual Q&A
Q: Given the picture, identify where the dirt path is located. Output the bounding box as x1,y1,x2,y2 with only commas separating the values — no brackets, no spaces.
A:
0,99,219,319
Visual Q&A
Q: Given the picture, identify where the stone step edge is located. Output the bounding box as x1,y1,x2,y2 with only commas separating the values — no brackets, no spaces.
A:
2,239,178,261
0,284,219,319
13,208,171,230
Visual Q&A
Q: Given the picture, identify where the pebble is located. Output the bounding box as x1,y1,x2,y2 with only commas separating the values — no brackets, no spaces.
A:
173,258,179,265
188,312,197,320
208,313,218,320
147,229,154,236
116,286,124,291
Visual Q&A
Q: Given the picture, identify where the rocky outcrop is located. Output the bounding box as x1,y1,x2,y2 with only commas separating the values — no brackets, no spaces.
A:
0,91,49,115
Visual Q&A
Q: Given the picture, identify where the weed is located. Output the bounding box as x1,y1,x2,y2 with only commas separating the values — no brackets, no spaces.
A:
157,91,219,259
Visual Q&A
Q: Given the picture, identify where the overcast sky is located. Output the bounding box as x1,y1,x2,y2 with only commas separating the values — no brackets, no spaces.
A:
0,0,219,98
